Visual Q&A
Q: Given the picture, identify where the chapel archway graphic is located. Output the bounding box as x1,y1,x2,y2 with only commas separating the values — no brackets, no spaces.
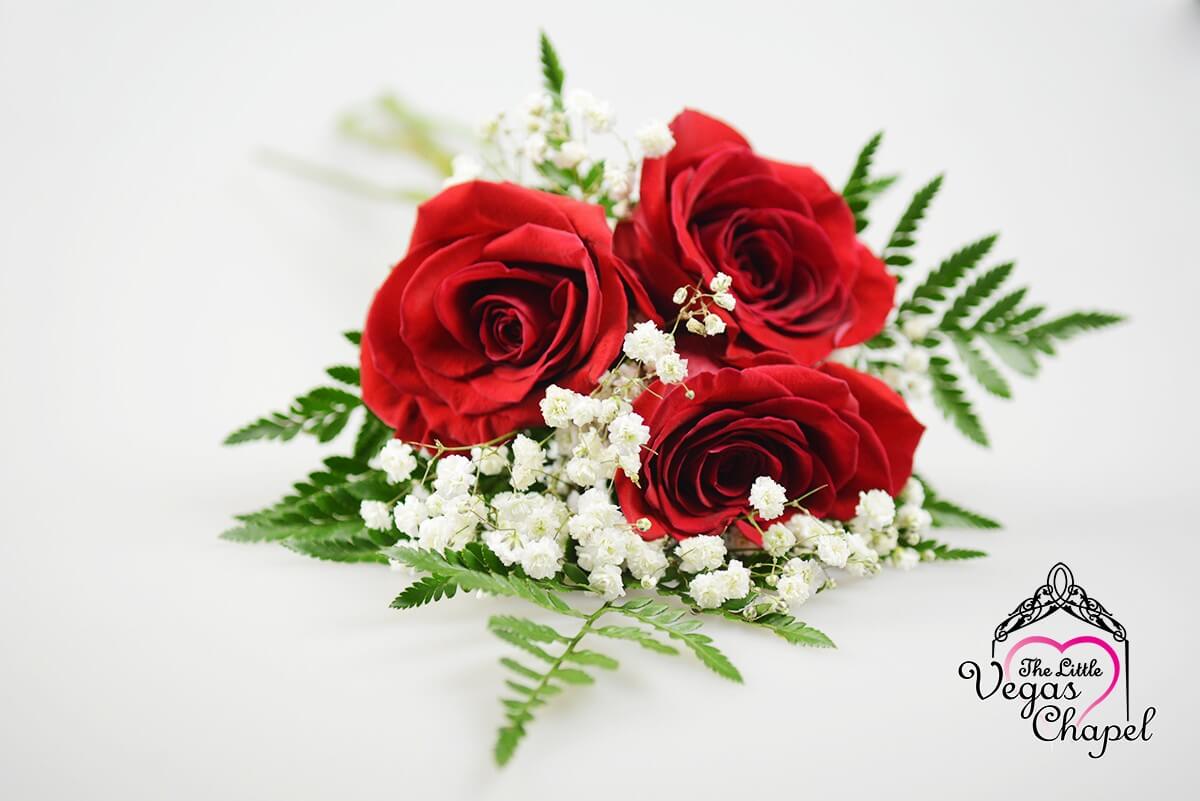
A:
991,562,1130,720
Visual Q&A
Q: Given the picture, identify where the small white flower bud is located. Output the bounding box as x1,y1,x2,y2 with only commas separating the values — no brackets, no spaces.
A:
703,314,726,336
709,272,732,293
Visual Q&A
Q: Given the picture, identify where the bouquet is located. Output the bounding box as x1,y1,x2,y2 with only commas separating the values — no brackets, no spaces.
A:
225,33,1121,765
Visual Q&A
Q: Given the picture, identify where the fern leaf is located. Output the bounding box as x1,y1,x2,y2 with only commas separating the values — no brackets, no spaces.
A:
883,175,943,263
391,575,458,609
325,365,360,386
915,476,1001,529
902,234,998,314
842,132,896,233
949,332,1012,398
973,287,1028,330
980,332,1040,376
593,625,680,655
538,31,565,98
745,613,836,648
941,262,1014,330
614,598,742,682
928,356,988,446
1023,311,1125,346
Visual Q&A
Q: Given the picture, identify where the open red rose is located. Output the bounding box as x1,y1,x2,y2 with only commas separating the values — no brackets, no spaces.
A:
614,109,895,366
361,181,644,446
615,362,923,543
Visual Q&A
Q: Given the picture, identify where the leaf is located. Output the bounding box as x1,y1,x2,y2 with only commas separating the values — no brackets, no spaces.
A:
981,332,1040,377
745,613,836,648
391,575,458,609
1023,311,1125,346
235,460,394,530
917,475,1001,529
593,625,680,655
919,541,988,560
490,628,557,664
842,132,896,233
224,386,361,446
884,175,943,261
280,523,393,563
925,498,1002,530
538,30,565,99
843,132,882,196
343,330,362,345
387,546,581,617
326,365,360,386
941,262,1014,330
902,234,998,314
353,411,394,462
973,287,1028,331
563,650,619,669
949,332,1012,399
928,356,989,446
552,667,594,685
500,658,542,682
614,599,742,683
489,615,567,644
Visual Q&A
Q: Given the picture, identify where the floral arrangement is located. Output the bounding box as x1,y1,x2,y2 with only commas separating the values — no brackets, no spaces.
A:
225,34,1121,765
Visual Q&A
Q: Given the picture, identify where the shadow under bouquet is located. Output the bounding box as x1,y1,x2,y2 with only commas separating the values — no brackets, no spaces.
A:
225,33,1121,765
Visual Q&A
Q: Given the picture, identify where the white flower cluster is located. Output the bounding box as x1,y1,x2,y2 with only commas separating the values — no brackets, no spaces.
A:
570,488,668,598
455,82,674,220
621,321,688,384
675,272,736,337
749,475,787,521
538,385,647,485
688,559,752,609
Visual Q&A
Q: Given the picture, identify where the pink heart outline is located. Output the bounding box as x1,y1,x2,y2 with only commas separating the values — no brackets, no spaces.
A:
1003,635,1120,723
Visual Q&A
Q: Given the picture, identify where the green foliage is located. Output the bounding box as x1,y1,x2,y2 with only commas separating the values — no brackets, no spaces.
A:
917,475,1001,529
538,31,565,100
614,598,742,682
491,606,616,766
234,455,393,529
928,356,989,446
283,526,394,563
973,287,1028,330
941,262,1014,330
387,545,581,617
224,331,380,448
593,625,680,655
224,386,360,445
325,365,360,386
842,132,897,233
742,612,836,648
902,235,998,315
883,175,943,267
869,187,1122,445
1023,312,1125,353
353,409,394,462
949,332,1011,399
391,574,459,609
914,540,988,560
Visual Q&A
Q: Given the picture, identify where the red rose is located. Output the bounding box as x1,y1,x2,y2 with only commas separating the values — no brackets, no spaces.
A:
361,181,643,446
615,109,895,366
614,362,923,543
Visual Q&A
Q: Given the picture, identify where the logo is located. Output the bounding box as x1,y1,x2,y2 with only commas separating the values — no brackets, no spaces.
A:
957,562,1155,757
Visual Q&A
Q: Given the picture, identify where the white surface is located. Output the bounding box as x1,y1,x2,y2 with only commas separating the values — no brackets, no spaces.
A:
1,1,1197,798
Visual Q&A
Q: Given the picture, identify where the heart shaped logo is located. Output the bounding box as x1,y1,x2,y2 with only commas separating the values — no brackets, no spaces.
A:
1003,635,1120,723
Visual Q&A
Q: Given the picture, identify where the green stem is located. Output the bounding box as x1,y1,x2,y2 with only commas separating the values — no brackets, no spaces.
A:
256,148,430,204
529,603,610,699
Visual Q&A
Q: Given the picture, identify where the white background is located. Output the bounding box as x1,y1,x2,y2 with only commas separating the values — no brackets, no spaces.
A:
1,1,1197,798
